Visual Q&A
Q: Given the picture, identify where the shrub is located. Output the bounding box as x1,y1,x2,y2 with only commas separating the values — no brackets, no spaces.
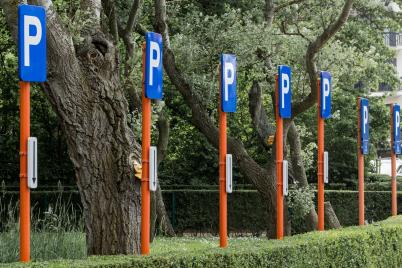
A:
4,216,402,267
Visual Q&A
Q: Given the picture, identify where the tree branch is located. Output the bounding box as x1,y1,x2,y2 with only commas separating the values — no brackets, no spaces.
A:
154,0,273,199
264,0,275,26
125,0,142,37
101,0,119,41
292,0,354,118
80,0,102,32
156,108,169,165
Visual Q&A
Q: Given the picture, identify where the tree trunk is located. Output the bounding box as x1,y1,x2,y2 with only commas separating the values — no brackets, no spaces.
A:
1,1,142,255
287,121,318,231
150,109,175,241
324,202,342,229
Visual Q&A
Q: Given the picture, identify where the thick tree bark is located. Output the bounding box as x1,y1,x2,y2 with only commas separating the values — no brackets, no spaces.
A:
1,0,142,255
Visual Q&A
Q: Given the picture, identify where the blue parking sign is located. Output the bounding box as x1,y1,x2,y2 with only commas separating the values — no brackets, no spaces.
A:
360,98,369,155
393,104,401,155
320,71,331,119
278,65,291,118
220,54,237,112
145,32,163,99
18,4,46,82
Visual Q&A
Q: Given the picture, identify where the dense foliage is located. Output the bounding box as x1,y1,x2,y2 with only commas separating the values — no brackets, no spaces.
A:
0,0,401,188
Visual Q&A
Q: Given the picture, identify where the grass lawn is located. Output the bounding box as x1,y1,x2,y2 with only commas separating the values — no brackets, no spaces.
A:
1,216,402,267
0,232,269,263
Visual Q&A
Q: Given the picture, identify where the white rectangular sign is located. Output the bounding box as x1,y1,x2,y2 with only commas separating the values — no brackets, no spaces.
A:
226,154,233,193
27,137,37,189
149,146,157,192
324,151,329,184
283,160,288,196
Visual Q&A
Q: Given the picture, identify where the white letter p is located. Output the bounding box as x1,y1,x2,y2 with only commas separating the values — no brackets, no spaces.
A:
363,105,368,134
224,62,234,102
149,41,160,86
322,78,330,111
24,15,42,67
281,73,290,109
396,110,400,137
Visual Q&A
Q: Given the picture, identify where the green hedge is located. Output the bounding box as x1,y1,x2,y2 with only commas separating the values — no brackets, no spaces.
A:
164,190,402,234
2,190,402,234
4,216,402,267
324,190,402,226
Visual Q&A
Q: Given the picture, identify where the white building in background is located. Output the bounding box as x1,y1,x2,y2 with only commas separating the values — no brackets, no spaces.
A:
369,1,402,175
369,1,402,104
370,31,402,105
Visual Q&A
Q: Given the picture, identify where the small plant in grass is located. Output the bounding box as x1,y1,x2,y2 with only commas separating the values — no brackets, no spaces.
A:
286,184,315,221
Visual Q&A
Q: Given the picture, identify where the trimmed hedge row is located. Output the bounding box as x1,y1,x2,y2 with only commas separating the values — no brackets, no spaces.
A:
4,216,402,267
164,190,402,234
2,190,402,234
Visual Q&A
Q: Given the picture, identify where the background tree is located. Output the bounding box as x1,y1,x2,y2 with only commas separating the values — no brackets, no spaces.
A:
153,0,401,234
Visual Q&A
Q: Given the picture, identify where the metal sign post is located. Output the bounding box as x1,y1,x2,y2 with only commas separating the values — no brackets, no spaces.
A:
17,4,46,262
276,65,291,240
141,32,163,255
219,54,236,248
317,71,331,231
391,104,400,216
358,98,369,225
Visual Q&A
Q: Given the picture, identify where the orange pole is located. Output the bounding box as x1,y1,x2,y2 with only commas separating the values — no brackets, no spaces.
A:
19,81,30,262
391,105,397,216
219,65,228,248
317,80,324,231
357,98,365,225
141,43,151,255
275,75,284,240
